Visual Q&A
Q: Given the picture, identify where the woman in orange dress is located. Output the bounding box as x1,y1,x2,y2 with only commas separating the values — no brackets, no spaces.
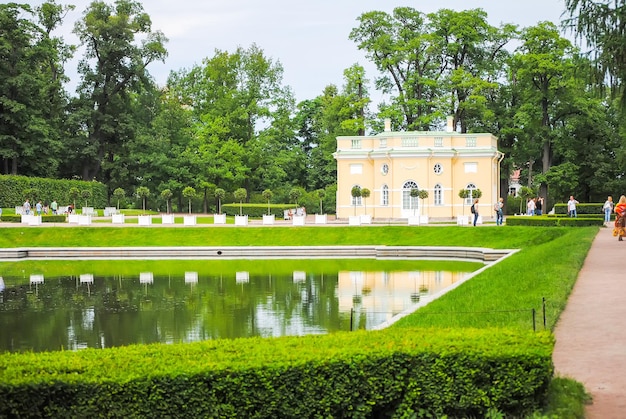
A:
614,195,626,241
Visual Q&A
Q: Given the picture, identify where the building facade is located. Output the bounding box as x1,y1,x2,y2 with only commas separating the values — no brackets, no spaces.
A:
334,118,504,220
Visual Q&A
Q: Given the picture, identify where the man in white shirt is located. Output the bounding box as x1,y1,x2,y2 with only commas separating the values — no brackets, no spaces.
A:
567,196,579,217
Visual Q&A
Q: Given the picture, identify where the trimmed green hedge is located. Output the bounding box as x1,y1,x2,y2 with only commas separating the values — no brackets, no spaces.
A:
0,328,553,418
0,215,66,223
222,203,301,218
553,202,604,215
0,174,107,208
506,216,603,227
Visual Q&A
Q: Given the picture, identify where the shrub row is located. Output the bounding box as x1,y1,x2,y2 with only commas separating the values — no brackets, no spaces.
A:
0,175,107,208
221,203,306,218
553,202,605,215
0,328,553,418
506,216,603,227
0,215,67,223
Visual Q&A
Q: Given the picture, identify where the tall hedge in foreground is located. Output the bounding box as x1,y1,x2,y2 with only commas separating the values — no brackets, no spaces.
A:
0,175,107,208
0,328,553,418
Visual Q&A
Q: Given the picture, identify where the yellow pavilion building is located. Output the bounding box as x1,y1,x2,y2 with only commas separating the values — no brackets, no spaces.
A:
334,118,504,221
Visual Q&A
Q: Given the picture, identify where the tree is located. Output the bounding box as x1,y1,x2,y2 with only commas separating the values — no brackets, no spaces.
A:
418,190,429,216
72,0,167,181
361,188,371,215
81,189,92,208
160,188,173,214
183,186,196,214
564,0,626,106
262,189,273,216
351,186,362,216
458,189,470,215
113,187,125,210
410,188,420,216
314,189,326,214
289,187,304,207
234,188,247,216
69,187,80,208
136,186,150,214
214,188,225,215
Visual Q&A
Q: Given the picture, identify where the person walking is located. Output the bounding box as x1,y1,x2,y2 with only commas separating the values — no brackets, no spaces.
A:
614,195,626,241
471,198,480,226
23,199,31,215
526,197,536,216
535,197,544,216
603,196,614,225
494,197,504,226
50,200,58,215
567,195,579,218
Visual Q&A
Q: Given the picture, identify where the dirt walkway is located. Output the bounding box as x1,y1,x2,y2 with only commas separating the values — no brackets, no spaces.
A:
553,227,626,418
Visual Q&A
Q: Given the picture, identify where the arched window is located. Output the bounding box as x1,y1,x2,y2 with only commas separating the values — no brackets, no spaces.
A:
434,184,443,206
402,181,419,211
465,183,477,205
381,184,389,206
351,185,362,206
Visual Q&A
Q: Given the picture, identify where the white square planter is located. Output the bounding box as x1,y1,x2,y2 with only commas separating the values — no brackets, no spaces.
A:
419,215,429,224
68,214,79,224
408,216,420,226
235,215,248,226
315,214,327,224
78,215,91,225
360,214,372,224
28,215,42,226
456,215,469,226
262,214,275,225
349,216,361,226
292,215,305,226
138,215,152,226
82,207,95,216
183,215,197,226
213,214,226,224
21,214,32,224
104,207,118,217
112,214,125,224
161,214,175,224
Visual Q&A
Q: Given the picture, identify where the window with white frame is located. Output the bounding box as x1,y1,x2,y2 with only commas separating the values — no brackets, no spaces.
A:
433,163,442,174
379,138,387,148
465,183,477,205
464,162,478,173
351,139,362,149
402,181,419,211
466,137,477,147
351,185,362,206
434,184,443,206
381,184,389,206
350,164,363,174
434,137,443,147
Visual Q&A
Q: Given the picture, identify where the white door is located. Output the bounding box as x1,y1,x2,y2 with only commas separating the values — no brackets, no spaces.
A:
401,181,419,218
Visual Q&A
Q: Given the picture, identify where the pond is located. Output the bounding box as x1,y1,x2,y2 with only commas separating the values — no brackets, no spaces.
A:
0,259,482,353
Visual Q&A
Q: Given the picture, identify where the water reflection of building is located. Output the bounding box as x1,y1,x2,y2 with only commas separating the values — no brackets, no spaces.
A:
337,270,467,315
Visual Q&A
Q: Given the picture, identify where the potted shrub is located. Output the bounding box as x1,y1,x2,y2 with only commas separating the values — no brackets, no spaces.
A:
113,187,125,210
418,189,429,224
136,186,151,225
349,186,362,226
234,187,248,226
213,188,226,224
262,189,274,225
289,187,306,225
408,188,420,225
360,188,372,224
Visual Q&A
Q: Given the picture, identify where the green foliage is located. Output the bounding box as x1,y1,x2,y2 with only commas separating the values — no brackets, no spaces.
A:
113,187,126,210
0,328,553,418
261,189,273,215
505,216,603,227
135,186,150,213
182,186,196,214
160,188,173,213
0,175,106,208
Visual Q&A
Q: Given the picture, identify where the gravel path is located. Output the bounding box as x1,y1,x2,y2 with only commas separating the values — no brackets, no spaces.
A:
553,227,626,418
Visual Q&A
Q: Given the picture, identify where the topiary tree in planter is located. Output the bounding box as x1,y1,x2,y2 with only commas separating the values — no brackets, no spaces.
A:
289,187,303,208
113,187,125,210
361,188,371,215
160,188,173,214
69,187,80,209
234,188,247,216
314,189,326,214
351,186,362,216
418,189,429,216
136,186,150,214
262,189,273,216
214,188,225,214
183,186,196,214
81,189,93,209
410,188,420,216
458,189,470,215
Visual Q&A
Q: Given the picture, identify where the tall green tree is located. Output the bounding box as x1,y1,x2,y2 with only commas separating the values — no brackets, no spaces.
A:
70,0,167,182
0,2,69,176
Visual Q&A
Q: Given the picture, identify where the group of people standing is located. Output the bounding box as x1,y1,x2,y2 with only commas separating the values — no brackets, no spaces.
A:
526,197,545,216
22,199,59,215
605,195,626,241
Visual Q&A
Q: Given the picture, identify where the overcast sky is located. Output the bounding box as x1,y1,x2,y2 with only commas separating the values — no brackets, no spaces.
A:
32,0,569,102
